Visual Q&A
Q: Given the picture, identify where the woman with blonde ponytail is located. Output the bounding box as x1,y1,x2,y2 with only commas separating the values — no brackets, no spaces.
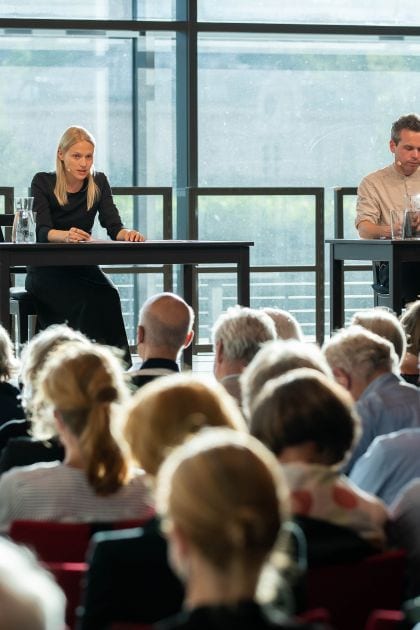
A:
0,343,153,531
26,125,146,366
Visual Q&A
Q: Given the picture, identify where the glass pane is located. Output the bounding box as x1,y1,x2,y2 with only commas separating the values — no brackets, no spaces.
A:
198,33,420,190
135,0,175,20
0,34,133,191
198,0,420,25
197,195,316,266
1,0,133,19
136,32,176,186
110,270,166,346
197,269,316,345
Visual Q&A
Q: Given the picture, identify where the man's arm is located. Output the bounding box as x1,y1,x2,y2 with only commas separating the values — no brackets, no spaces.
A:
357,220,391,239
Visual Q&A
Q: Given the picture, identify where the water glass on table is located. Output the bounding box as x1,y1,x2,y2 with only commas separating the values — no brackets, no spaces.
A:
390,209,404,239
12,197,36,244
404,208,420,239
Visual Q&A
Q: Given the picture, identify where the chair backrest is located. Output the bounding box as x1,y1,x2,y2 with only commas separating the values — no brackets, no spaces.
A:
10,517,153,562
304,548,407,630
46,561,88,630
364,609,405,630
0,213,14,243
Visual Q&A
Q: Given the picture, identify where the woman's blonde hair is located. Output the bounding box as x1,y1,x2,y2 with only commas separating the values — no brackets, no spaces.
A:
156,428,289,584
20,324,89,428
400,300,420,357
0,324,18,382
36,343,131,496
124,373,247,477
54,126,99,209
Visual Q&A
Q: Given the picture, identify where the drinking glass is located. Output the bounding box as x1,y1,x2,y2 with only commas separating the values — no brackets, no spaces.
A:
404,208,420,239
390,209,404,240
12,197,36,243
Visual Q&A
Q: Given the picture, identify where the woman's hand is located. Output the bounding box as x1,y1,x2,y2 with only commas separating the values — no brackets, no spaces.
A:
117,228,146,242
65,227,92,243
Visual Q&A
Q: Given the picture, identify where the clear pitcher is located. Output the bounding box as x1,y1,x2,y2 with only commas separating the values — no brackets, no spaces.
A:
12,197,36,243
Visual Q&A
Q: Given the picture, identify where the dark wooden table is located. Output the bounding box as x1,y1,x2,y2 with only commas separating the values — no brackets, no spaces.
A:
327,238,420,331
0,239,253,365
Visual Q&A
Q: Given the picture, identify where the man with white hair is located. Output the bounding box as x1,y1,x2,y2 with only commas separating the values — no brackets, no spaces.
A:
323,325,420,473
212,306,276,404
131,293,194,388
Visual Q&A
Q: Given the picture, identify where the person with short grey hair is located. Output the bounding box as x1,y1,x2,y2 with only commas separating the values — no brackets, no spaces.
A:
323,326,420,473
262,307,304,341
240,339,332,420
350,307,406,365
212,306,276,405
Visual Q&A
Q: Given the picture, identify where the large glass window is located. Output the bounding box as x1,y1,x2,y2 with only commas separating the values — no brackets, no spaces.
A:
1,1,175,20
198,1,420,25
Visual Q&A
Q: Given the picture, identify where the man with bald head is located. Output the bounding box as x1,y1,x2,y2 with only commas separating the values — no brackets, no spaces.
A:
131,292,194,388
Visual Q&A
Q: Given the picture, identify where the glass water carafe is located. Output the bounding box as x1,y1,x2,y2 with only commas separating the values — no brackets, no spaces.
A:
12,197,36,243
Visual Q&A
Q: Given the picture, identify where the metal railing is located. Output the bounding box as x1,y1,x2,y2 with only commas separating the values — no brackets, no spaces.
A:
188,186,325,349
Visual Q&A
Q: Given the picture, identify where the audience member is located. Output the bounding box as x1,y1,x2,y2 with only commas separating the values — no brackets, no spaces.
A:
240,339,332,420
212,306,276,404
350,307,406,365
155,428,325,630
0,324,90,471
0,343,153,531
390,479,420,597
323,326,420,473
0,324,24,425
78,374,246,629
262,307,304,341
400,300,420,386
349,428,420,506
249,369,388,552
0,537,66,630
130,292,195,387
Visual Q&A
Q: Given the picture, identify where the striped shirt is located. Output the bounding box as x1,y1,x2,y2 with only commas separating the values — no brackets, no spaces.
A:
0,461,153,532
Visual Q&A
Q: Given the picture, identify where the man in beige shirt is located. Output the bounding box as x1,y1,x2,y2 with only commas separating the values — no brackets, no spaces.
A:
356,113,420,302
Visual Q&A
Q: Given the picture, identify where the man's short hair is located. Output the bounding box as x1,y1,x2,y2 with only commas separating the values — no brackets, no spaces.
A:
391,114,420,144
212,306,276,364
323,325,397,382
249,368,359,466
139,293,194,351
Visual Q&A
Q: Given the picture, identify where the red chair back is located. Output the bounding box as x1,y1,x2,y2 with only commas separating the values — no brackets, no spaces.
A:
304,549,406,630
46,561,87,630
364,609,405,630
10,517,153,562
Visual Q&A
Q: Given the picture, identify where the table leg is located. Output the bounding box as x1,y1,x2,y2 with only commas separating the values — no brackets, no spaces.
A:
237,247,250,306
330,245,344,331
0,260,10,333
182,264,193,369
